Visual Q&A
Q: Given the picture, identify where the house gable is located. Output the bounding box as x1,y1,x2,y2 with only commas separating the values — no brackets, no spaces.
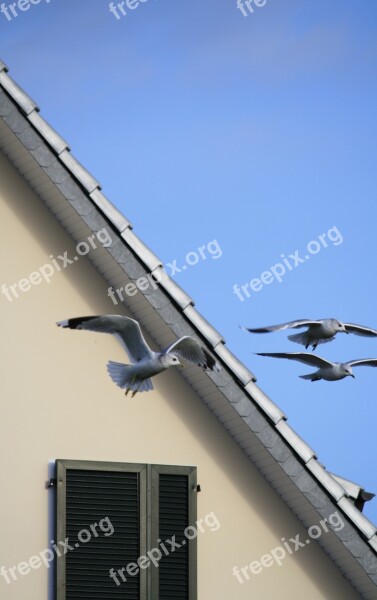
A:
0,60,376,599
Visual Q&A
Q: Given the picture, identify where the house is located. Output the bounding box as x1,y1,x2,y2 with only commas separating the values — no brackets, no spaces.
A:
0,58,376,599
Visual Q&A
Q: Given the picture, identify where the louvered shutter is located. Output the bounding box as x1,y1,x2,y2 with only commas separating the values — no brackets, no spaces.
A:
56,461,147,600
150,465,197,600
158,474,189,599
65,469,140,599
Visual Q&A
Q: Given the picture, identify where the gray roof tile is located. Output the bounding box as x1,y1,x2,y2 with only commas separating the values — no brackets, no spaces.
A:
244,381,286,424
121,228,162,271
28,110,69,154
370,535,377,553
306,458,347,502
183,305,224,347
338,497,377,540
59,148,100,193
275,420,316,464
214,342,257,384
90,189,131,233
151,266,193,310
0,70,38,115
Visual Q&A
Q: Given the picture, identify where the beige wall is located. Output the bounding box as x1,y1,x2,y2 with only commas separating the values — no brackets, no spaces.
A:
0,152,360,599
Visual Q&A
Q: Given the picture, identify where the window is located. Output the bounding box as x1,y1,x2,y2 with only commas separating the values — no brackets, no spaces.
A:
55,460,197,600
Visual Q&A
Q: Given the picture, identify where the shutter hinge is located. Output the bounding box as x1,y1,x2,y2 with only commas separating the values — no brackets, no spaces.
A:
46,478,57,489
196,484,201,492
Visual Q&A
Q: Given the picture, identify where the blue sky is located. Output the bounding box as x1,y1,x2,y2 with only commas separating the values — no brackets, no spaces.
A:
2,0,377,522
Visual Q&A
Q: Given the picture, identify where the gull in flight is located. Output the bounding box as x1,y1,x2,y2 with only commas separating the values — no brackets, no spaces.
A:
242,318,377,350
255,352,377,382
57,315,220,396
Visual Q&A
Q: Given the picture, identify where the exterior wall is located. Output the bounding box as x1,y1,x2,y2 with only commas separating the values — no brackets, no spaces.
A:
0,151,360,600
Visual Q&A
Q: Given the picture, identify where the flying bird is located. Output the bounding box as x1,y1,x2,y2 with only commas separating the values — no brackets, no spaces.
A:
57,315,220,396
255,351,377,382
241,318,377,350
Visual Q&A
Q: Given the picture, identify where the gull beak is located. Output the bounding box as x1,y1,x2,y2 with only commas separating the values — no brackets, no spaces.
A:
343,326,349,334
178,362,185,369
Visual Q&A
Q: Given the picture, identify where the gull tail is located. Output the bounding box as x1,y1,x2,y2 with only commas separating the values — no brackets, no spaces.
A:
299,373,321,382
288,332,334,349
107,361,154,392
288,332,310,347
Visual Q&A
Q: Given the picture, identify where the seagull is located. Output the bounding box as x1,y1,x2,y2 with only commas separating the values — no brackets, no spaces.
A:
241,319,377,350
57,315,220,396
255,352,377,382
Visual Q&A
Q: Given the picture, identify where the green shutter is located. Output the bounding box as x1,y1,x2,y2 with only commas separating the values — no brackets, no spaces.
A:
65,469,140,598
56,460,147,600
56,460,197,600
150,465,197,600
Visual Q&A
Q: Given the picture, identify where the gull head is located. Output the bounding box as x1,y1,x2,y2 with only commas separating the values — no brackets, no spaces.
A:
331,319,348,334
161,354,184,369
342,364,355,379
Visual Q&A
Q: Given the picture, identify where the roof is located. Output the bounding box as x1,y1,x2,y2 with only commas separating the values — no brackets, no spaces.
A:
0,58,376,598
330,473,376,513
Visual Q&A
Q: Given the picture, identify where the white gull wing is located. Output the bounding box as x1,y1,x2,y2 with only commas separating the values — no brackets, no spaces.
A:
255,352,334,368
347,358,377,368
165,336,220,371
57,315,154,364
344,323,377,337
242,319,321,333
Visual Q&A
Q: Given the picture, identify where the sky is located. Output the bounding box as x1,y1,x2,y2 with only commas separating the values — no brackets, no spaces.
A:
1,0,377,523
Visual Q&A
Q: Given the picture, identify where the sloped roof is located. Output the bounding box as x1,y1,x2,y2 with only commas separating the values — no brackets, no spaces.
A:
331,473,375,512
0,59,376,598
